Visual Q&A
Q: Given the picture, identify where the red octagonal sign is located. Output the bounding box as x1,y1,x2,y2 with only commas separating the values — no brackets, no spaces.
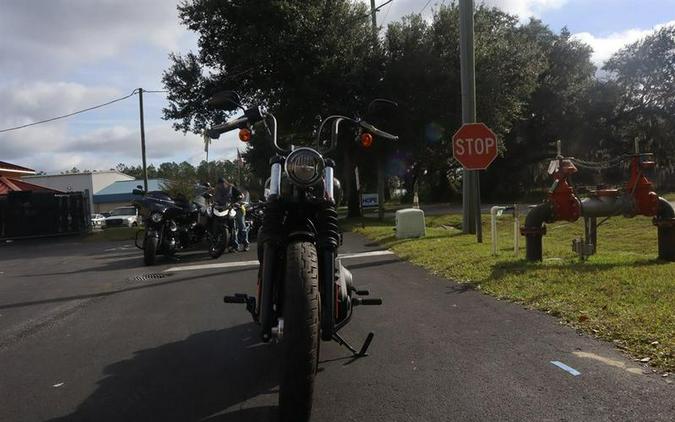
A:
452,123,498,170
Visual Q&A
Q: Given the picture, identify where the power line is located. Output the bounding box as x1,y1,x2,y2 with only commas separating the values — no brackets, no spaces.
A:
361,0,395,18
0,88,167,134
381,0,393,22
0,89,138,133
420,0,432,14
375,0,394,12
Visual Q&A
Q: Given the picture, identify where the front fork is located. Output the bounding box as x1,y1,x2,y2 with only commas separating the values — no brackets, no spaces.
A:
319,161,338,341
258,158,284,342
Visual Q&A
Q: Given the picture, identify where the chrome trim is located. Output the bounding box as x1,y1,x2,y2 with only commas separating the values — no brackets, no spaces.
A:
324,166,334,201
270,162,282,197
271,318,284,340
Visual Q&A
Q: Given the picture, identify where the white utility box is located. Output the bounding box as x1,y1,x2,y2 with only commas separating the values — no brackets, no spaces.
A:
395,208,426,239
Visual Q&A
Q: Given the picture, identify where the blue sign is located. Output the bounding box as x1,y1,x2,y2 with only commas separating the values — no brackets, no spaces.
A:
361,193,378,208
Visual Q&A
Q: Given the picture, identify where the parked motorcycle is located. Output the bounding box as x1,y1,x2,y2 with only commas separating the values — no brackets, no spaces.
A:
202,195,234,259
244,200,265,241
206,91,398,421
132,186,232,265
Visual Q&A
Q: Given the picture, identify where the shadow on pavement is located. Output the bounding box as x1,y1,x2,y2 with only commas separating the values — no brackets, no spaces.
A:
48,323,280,422
343,258,399,271
20,246,255,277
0,267,257,310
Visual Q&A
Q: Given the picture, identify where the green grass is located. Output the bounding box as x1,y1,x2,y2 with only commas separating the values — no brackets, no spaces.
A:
352,214,675,371
84,227,139,242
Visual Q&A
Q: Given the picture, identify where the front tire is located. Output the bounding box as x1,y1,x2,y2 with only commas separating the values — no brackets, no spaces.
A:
208,225,229,259
279,242,320,422
143,235,158,266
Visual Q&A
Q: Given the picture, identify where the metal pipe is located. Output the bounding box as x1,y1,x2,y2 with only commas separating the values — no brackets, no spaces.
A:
579,195,632,218
513,204,519,257
522,202,553,261
656,197,675,261
657,197,675,219
490,206,503,256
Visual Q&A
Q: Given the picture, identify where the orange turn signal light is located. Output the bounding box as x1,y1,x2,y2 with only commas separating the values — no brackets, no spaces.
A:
239,128,252,142
360,132,373,148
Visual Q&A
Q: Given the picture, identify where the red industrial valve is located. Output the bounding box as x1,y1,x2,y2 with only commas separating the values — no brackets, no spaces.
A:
548,159,581,222
626,154,659,217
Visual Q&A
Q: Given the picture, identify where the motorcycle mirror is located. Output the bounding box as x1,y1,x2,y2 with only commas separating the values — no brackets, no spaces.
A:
132,188,144,195
367,98,398,115
205,90,242,111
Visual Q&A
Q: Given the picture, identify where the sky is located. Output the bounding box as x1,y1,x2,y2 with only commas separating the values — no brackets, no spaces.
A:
1,0,674,174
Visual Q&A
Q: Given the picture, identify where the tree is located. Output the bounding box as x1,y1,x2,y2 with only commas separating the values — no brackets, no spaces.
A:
379,5,547,201
491,21,597,197
604,25,675,173
163,0,379,216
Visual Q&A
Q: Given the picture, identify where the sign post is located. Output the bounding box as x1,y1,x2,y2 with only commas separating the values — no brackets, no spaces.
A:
459,0,480,240
452,122,498,242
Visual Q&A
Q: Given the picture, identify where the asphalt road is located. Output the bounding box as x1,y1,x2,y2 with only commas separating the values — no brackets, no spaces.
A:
0,233,672,422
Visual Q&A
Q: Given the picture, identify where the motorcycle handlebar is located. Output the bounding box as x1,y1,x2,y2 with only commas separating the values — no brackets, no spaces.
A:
206,108,284,153
359,121,399,141
316,115,399,153
206,115,250,139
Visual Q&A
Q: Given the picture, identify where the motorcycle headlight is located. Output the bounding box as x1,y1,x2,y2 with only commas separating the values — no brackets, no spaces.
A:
151,213,163,223
285,147,324,187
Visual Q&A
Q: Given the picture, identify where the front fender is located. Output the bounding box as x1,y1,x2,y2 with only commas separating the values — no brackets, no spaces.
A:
287,230,316,243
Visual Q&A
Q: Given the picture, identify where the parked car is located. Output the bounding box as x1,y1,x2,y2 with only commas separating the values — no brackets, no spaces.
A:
105,206,141,228
91,213,106,228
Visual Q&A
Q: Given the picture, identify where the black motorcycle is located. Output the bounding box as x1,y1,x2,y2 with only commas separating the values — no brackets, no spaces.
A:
244,200,265,241
133,187,231,265
206,91,398,421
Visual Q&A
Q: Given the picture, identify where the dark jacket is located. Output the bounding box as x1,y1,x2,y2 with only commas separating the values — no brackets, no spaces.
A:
215,184,242,205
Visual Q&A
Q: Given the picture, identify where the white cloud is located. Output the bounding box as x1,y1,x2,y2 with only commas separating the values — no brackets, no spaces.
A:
573,20,675,66
0,82,121,127
3,124,240,173
481,0,567,18
0,0,190,79
360,0,567,26
0,81,233,171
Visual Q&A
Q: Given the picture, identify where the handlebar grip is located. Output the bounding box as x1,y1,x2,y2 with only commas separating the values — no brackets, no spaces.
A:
206,115,250,139
360,121,398,141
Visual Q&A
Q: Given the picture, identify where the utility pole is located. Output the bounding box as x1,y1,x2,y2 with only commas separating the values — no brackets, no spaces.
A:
370,0,378,35
138,88,148,192
459,0,482,241
371,0,386,221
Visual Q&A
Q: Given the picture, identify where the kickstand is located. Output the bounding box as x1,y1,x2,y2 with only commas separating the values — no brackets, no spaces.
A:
332,332,375,357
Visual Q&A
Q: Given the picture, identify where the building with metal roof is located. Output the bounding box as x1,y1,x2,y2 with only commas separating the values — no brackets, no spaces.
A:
0,161,37,178
25,171,135,212
93,178,166,212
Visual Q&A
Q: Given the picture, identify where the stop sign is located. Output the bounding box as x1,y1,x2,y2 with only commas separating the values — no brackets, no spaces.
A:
452,123,498,170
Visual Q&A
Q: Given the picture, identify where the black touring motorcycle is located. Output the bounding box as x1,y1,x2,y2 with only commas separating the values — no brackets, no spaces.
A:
133,186,232,265
205,92,398,421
